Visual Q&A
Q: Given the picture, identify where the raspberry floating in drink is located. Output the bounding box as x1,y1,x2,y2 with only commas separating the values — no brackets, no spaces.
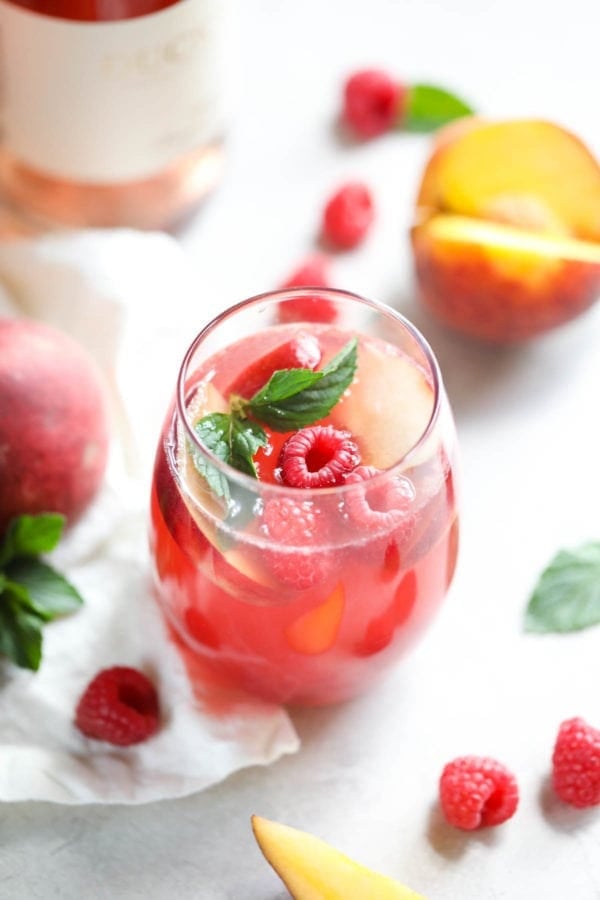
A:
278,425,360,488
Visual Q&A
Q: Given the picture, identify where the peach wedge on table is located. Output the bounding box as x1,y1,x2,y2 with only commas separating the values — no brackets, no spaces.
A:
251,815,426,900
411,118,600,341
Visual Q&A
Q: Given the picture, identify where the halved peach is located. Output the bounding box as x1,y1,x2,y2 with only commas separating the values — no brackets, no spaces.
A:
412,118,600,340
412,215,600,342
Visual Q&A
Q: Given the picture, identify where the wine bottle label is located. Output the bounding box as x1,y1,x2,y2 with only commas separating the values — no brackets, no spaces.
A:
0,0,231,183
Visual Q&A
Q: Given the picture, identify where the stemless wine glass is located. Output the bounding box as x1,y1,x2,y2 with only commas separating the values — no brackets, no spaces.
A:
150,289,459,706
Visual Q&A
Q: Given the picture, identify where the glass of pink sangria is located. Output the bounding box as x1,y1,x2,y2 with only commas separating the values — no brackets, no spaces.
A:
150,289,459,706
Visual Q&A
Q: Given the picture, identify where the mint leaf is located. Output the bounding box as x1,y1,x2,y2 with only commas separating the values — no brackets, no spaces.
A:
247,338,358,432
195,413,235,465
5,559,83,620
0,513,65,566
2,578,33,610
193,413,268,495
188,447,230,503
0,591,43,670
0,512,83,669
404,84,474,132
230,417,269,477
246,368,323,409
524,541,600,633
192,414,234,501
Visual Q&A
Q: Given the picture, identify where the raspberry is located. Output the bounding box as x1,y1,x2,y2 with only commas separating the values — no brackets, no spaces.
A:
355,571,418,657
280,254,331,290
344,465,415,533
439,756,519,830
322,182,375,250
227,333,322,399
75,666,160,746
262,496,332,590
342,69,405,138
278,425,360,489
552,717,600,808
277,255,338,324
184,606,221,650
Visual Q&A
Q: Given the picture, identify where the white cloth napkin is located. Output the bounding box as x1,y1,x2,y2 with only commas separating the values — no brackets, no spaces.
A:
0,230,299,804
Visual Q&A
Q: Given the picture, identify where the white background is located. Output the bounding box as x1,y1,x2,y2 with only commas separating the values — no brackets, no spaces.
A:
3,0,600,897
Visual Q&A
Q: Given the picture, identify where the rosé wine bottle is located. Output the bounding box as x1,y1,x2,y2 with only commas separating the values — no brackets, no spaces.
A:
0,0,231,230
150,289,460,706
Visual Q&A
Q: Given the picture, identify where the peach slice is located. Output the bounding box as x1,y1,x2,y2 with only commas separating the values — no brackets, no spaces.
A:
285,584,345,655
412,215,600,342
251,815,426,900
330,340,435,469
412,118,600,340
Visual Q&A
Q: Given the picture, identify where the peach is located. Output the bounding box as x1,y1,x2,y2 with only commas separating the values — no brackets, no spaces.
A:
251,815,425,899
329,338,435,468
413,215,600,341
285,583,345,655
411,119,600,341
0,318,110,534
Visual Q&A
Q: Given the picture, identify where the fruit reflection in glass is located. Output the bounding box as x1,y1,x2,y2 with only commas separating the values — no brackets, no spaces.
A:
150,289,459,705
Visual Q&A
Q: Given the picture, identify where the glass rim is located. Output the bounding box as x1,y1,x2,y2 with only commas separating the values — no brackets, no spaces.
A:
176,287,442,498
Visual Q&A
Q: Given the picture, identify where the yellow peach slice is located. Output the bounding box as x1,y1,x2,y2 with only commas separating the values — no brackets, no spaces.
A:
251,815,426,900
412,214,600,341
285,584,345,655
330,341,435,469
416,119,600,241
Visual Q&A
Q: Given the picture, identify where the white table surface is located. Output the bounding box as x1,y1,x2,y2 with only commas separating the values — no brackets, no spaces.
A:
3,0,600,897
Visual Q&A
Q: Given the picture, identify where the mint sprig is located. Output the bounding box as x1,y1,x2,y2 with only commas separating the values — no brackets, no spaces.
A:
245,338,358,431
192,338,358,484
193,413,269,500
0,513,84,670
524,541,600,633
0,512,64,566
404,84,474,133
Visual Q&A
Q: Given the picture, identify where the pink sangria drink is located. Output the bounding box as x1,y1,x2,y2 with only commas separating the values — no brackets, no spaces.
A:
150,289,459,705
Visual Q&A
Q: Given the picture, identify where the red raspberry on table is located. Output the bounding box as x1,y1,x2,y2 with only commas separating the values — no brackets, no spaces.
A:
278,425,360,489
262,496,332,590
280,254,331,289
277,255,338,324
439,756,519,830
75,666,160,747
322,182,375,250
342,68,406,138
552,717,600,808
